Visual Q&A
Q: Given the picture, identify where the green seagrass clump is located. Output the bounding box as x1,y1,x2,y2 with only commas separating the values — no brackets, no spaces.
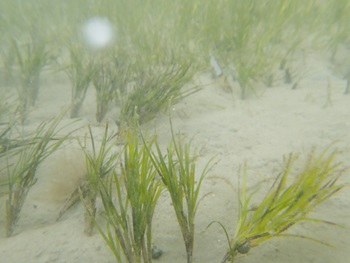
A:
81,122,163,262
65,44,95,118
218,146,347,262
11,37,52,123
145,120,214,263
4,113,69,237
120,62,198,126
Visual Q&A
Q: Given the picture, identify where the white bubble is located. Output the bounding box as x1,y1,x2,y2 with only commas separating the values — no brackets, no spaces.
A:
82,17,114,49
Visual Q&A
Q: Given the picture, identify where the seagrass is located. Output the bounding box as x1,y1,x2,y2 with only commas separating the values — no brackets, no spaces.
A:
4,112,69,237
11,37,51,123
144,119,214,263
220,147,347,262
82,122,162,262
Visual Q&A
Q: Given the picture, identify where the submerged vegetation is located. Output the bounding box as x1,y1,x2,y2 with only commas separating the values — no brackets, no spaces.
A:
0,0,349,262
91,59,119,123
79,124,117,236
12,37,52,123
91,123,163,263
0,0,349,119
145,122,213,263
120,61,197,126
65,44,95,119
1,0,349,105
75,120,213,263
217,147,348,262
4,113,69,237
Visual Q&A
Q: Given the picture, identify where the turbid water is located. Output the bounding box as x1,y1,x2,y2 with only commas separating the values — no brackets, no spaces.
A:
1,49,350,262
1,1,350,262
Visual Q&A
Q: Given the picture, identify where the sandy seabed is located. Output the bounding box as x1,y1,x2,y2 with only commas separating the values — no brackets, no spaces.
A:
0,50,349,263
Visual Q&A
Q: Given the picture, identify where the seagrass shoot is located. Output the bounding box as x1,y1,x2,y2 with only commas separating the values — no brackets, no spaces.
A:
65,44,95,118
79,124,118,235
91,53,131,123
119,59,198,126
144,119,214,263
214,146,348,263
84,121,163,262
4,113,69,237
11,36,52,123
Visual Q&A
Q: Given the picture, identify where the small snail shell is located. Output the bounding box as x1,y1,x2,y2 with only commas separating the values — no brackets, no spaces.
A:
237,240,251,254
152,246,163,259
